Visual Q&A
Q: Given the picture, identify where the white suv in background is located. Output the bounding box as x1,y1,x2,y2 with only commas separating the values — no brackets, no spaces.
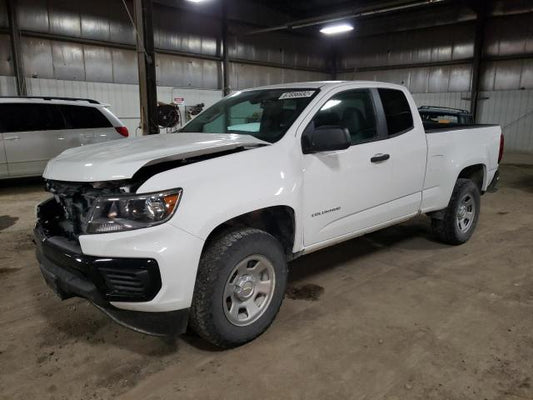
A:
0,96,128,179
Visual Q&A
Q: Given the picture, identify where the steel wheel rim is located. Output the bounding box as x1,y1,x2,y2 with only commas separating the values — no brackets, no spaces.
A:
223,254,276,327
456,193,475,233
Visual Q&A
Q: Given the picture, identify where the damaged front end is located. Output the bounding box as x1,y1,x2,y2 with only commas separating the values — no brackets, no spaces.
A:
35,179,187,336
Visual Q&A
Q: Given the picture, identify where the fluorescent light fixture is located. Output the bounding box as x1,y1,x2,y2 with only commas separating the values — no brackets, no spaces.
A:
186,0,206,3
320,23,354,35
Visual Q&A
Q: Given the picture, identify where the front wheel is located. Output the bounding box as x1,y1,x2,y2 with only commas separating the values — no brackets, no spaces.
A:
189,228,287,348
431,178,481,245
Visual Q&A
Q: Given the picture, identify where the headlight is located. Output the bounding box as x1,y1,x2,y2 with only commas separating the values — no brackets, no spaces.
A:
86,189,182,234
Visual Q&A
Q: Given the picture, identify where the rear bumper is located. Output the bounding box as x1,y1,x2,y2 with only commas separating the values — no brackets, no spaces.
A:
35,225,189,336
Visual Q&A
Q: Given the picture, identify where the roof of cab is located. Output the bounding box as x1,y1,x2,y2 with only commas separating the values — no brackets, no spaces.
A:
241,80,408,92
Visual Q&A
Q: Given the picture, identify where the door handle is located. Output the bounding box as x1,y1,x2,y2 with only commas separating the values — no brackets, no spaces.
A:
371,153,390,163
4,136,19,141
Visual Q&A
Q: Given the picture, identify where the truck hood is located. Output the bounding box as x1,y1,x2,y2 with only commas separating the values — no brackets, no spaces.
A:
43,132,268,182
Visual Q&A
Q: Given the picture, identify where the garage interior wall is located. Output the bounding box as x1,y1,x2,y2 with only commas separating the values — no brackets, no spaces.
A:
0,0,330,135
1,0,533,152
337,1,533,153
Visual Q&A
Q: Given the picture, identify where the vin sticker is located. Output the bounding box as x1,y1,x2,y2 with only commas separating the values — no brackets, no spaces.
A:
279,91,315,100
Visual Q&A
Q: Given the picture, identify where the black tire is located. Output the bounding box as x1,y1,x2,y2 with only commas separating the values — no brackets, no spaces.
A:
431,178,481,245
189,228,288,348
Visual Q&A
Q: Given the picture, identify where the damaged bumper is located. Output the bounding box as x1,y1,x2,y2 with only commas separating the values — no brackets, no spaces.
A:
34,224,189,336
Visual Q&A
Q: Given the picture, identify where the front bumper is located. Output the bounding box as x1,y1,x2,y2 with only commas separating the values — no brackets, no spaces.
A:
35,225,189,336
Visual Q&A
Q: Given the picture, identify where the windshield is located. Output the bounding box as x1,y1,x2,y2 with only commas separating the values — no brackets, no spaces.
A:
180,89,319,143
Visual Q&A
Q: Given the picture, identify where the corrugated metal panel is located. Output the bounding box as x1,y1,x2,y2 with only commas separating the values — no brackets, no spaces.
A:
339,23,475,69
108,1,136,45
111,48,137,84
52,41,85,81
484,13,532,57
478,89,533,152
0,0,8,28
0,34,13,76
84,45,113,83
79,1,111,42
521,59,533,89
230,24,328,70
154,8,219,56
409,68,430,93
229,63,329,90
341,64,471,93
428,67,450,92
0,75,17,95
491,0,533,17
48,0,81,38
156,54,219,89
17,0,49,32
449,64,472,92
21,37,54,79
482,60,533,91
411,92,470,110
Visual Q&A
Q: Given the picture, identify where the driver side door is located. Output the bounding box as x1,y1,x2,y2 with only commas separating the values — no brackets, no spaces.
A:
302,88,396,247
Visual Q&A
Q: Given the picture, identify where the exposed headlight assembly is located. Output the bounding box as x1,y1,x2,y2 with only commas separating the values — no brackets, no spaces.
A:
87,189,182,234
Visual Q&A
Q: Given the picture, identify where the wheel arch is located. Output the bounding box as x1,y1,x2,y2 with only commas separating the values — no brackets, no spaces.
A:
456,163,486,192
201,206,296,260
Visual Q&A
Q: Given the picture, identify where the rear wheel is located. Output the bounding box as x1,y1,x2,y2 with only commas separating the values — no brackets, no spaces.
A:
189,228,287,348
431,178,481,245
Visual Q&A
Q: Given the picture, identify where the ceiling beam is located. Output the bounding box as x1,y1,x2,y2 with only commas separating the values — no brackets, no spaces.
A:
245,0,447,35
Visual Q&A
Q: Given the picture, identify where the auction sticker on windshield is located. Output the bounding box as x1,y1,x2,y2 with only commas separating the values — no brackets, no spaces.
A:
279,91,316,100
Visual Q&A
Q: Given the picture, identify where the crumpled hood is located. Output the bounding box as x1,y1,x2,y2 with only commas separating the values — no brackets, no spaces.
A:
43,132,268,182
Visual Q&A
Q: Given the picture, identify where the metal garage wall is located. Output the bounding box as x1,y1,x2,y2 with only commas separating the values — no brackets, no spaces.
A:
478,90,533,152
0,76,17,95
337,7,533,153
339,23,475,71
230,63,329,90
14,0,328,87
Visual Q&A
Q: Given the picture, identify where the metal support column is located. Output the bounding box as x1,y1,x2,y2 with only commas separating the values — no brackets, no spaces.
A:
470,1,487,122
221,0,230,96
6,0,27,96
134,0,159,135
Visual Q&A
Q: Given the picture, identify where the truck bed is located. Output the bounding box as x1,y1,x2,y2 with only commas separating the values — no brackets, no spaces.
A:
421,124,502,213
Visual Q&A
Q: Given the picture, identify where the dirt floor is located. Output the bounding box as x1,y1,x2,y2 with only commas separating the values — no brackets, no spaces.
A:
0,159,532,400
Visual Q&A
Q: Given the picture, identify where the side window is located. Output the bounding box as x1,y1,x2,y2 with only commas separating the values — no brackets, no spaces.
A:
60,105,112,129
312,89,378,145
0,103,65,132
378,89,413,136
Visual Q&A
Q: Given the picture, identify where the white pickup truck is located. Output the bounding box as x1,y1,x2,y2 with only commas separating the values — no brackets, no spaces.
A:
35,81,503,348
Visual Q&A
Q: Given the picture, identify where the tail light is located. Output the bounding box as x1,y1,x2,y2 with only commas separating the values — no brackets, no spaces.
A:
115,126,129,137
498,134,504,163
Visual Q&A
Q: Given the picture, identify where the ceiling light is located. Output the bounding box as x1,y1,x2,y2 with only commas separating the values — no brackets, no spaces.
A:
186,0,206,3
320,23,354,35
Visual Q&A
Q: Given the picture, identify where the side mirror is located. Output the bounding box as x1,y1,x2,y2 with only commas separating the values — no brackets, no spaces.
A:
302,125,351,154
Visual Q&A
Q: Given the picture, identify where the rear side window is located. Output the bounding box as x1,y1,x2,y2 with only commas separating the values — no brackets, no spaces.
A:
0,103,65,132
378,89,413,136
59,105,112,129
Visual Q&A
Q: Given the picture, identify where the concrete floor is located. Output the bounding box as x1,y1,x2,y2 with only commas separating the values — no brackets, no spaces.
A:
0,159,532,400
